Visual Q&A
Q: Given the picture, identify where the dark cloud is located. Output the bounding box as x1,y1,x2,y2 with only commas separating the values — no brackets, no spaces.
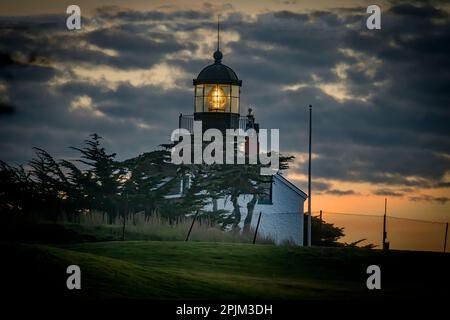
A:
0,52,16,67
373,188,404,197
0,3,449,199
322,189,359,196
85,27,186,68
409,195,450,204
292,179,331,192
273,10,310,21
0,102,15,115
389,3,448,18
221,5,450,191
95,6,213,21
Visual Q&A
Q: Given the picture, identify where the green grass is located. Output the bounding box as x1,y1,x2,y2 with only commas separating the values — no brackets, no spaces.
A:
4,241,449,299
63,222,272,243
3,220,273,244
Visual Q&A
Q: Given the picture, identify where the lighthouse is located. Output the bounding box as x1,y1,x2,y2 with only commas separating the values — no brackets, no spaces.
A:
192,44,242,133
179,21,250,134
172,23,306,246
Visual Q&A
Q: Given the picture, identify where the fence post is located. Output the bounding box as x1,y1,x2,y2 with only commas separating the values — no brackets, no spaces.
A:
122,193,128,241
253,211,263,244
383,198,389,251
319,210,323,244
185,210,199,242
444,222,448,253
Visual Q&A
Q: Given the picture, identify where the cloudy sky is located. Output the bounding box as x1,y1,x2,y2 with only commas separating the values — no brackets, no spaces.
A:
1,0,449,222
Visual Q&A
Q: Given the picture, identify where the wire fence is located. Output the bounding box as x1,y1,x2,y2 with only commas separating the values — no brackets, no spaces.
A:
82,209,449,252
313,211,449,253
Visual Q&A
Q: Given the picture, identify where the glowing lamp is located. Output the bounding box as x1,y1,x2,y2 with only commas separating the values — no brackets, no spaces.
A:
207,85,227,112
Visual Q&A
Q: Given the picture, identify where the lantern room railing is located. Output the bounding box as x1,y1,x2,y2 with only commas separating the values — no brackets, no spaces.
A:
178,114,249,134
179,114,195,133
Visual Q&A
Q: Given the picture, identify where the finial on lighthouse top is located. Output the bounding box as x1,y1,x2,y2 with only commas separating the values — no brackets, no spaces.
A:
213,15,223,64
193,14,241,87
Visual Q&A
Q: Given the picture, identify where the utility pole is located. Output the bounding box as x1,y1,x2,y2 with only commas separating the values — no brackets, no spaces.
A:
307,104,312,247
444,222,448,253
319,210,323,244
383,198,388,250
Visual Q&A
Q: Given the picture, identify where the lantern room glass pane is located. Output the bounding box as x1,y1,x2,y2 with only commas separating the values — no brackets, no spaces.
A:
204,84,230,112
231,85,240,98
195,85,203,97
231,86,241,97
195,84,240,113
220,85,231,96
195,85,204,112
231,96,239,114
195,96,203,112
231,85,240,114
222,85,231,113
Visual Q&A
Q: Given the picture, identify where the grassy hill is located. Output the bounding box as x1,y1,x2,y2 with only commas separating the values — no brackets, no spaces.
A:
3,241,449,299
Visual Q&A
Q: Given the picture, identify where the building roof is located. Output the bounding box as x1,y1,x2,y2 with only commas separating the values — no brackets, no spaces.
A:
193,50,242,86
274,173,308,200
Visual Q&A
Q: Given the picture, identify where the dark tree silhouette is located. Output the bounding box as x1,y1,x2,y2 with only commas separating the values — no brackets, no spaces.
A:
69,134,120,223
0,133,350,247
304,214,345,246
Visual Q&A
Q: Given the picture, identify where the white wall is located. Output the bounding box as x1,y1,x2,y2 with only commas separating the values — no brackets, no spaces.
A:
204,175,305,245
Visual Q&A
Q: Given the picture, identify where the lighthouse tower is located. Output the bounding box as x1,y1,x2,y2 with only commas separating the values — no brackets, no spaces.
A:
173,22,306,246
192,44,242,133
177,22,260,163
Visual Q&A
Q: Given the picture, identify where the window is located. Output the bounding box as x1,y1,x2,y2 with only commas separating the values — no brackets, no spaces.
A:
258,177,273,205
195,85,204,112
194,84,240,113
230,85,240,114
